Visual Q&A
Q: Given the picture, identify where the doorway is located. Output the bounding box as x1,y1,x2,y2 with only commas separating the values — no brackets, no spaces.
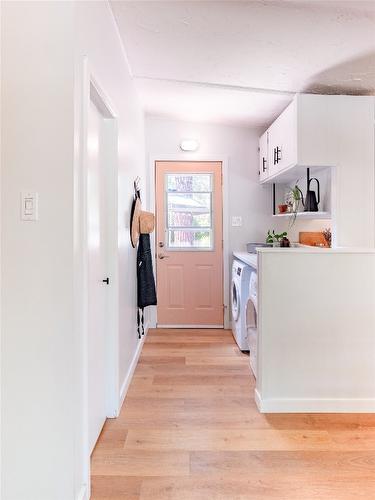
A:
155,161,224,327
86,79,118,455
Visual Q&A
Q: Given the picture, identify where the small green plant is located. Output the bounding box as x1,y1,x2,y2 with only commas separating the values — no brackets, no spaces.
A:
286,182,304,227
288,185,303,202
266,230,287,244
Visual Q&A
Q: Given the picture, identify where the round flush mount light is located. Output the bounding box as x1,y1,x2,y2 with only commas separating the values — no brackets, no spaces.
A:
180,139,199,152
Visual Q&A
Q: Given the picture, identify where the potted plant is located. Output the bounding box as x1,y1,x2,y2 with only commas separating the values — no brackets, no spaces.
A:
266,230,288,247
278,204,288,214
286,182,304,226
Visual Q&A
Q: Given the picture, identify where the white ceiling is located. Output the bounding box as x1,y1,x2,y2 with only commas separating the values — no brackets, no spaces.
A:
110,1,375,128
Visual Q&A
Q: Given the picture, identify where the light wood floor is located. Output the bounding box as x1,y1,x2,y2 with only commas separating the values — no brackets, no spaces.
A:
91,328,375,499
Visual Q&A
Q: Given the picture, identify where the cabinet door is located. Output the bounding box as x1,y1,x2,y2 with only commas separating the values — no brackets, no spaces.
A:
268,119,282,177
259,131,269,182
268,100,297,177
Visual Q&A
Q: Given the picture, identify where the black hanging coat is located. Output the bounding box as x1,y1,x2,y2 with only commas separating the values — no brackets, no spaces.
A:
137,233,157,338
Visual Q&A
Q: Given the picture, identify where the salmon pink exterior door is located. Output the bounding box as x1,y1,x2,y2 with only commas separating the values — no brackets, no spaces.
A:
155,161,224,327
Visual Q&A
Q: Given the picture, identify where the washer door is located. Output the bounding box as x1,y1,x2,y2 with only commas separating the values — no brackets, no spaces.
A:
231,280,240,322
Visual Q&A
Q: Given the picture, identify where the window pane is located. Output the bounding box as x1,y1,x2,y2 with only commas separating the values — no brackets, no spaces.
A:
168,229,212,249
167,193,211,228
168,212,210,228
167,174,212,193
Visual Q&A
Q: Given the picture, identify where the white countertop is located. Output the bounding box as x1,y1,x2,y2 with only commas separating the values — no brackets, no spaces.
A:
257,246,375,254
234,246,375,269
233,252,257,268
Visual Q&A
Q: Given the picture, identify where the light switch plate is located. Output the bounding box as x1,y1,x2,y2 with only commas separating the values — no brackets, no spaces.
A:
231,216,242,227
21,191,38,221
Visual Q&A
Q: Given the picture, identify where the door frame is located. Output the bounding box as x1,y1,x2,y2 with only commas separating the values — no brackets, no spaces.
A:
148,155,230,329
74,56,119,498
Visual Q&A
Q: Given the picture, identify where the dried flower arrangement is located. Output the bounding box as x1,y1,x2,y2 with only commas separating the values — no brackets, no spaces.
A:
323,228,332,247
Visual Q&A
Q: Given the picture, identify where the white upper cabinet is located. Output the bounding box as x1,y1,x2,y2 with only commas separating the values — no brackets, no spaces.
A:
258,131,268,182
259,94,338,184
268,99,297,177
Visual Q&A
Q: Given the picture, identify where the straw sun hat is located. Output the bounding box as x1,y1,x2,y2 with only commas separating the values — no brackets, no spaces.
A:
130,197,155,248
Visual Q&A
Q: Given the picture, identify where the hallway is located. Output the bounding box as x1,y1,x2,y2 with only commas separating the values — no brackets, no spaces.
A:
91,329,375,499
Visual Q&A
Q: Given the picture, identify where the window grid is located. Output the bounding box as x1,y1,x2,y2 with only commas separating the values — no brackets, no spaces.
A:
165,173,214,250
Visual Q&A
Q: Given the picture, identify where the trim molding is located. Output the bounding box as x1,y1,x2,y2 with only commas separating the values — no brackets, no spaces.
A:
148,155,230,330
157,324,224,329
255,389,375,413
76,485,89,500
117,321,149,414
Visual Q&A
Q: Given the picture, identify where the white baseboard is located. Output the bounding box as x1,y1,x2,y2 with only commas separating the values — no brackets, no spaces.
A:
254,388,262,411
118,320,149,412
76,484,89,500
255,389,375,413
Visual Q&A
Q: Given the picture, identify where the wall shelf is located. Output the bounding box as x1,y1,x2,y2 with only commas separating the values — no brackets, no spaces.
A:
273,211,331,219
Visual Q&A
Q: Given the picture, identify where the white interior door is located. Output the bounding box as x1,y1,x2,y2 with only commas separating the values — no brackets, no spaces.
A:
87,99,108,454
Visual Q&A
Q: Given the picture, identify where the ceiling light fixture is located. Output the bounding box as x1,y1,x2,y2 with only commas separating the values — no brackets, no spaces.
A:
180,139,199,152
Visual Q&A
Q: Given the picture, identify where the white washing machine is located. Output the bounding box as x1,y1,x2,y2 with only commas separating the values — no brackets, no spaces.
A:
246,271,258,377
231,259,253,351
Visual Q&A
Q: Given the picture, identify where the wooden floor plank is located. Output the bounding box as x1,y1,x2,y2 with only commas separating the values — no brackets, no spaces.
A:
91,450,190,477
124,428,336,451
135,364,250,376
185,355,249,365
93,426,128,450
139,475,375,500
125,384,253,399
190,450,375,475
91,476,142,500
91,328,375,500
138,355,186,365
153,374,252,386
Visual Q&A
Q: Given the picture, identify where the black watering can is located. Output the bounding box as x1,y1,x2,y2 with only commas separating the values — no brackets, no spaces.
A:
304,168,320,212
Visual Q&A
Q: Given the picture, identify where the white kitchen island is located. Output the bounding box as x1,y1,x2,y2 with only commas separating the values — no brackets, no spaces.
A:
255,247,375,413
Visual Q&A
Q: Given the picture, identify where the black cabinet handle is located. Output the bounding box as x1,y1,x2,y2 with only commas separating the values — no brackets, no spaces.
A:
102,277,109,285
274,147,282,164
277,147,282,163
262,157,267,172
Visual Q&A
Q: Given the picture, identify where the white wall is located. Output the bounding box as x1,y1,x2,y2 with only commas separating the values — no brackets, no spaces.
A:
333,96,375,248
145,116,274,246
75,0,147,420
1,2,76,499
1,2,146,499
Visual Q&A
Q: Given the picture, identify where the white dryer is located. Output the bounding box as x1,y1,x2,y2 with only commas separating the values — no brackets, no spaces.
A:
246,271,258,377
231,259,253,351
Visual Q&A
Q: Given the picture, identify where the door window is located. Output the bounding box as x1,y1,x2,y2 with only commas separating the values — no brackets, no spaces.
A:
165,173,213,250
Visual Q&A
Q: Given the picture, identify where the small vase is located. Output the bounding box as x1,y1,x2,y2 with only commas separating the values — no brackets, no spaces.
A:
280,236,290,248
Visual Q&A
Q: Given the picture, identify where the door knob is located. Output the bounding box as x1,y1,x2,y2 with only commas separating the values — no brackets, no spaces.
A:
102,277,110,284
158,253,170,260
